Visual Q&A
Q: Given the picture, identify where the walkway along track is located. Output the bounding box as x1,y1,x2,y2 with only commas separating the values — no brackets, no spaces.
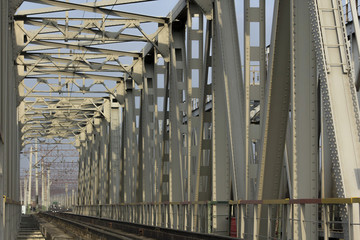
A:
17,215,45,240
39,212,239,240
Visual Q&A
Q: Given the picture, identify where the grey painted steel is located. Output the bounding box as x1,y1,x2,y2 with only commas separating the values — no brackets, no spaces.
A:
124,85,136,204
349,0,360,89
169,21,186,203
214,0,245,202
110,101,121,204
257,0,291,202
256,4,291,239
290,0,318,238
1,0,21,239
3,0,360,239
244,0,265,201
310,0,360,237
256,0,291,237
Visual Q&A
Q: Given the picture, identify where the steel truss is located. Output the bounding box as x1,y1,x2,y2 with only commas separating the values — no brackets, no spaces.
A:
1,0,360,239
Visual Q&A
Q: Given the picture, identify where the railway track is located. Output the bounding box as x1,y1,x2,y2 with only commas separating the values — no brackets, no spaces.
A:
38,212,238,240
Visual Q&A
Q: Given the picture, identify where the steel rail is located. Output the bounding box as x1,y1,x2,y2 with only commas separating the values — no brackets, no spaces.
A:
39,212,239,240
39,212,144,240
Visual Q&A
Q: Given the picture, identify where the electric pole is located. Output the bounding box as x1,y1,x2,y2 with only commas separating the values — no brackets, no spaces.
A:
41,158,45,209
28,146,32,209
35,141,39,207
47,169,51,209
24,176,28,208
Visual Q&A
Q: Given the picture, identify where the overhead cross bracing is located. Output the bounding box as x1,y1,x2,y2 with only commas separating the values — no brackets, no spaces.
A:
14,0,170,146
2,0,360,239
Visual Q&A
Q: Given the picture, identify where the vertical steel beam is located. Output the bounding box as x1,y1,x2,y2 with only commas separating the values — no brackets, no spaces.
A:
168,21,186,204
211,17,230,235
159,64,171,204
100,99,111,204
133,88,141,205
120,109,125,203
142,56,156,203
194,18,212,232
151,53,163,204
244,0,267,235
159,62,170,228
211,0,246,234
290,0,318,239
28,146,32,207
94,118,101,204
124,82,135,203
137,90,144,204
85,123,93,205
0,2,6,237
214,0,246,201
186,1,204,204
257,0,291,237
244,0,266,201
89,123,96,205
78,132,86,205
110,100,121,204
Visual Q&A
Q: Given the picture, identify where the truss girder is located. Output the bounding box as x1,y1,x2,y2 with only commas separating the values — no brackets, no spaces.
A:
5,0,360,239
19,96,106,143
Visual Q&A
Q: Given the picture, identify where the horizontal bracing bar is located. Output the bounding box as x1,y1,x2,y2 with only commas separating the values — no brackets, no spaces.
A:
16,0,153,16
21,19,147,42
22,128,79,133
22,96,106,102
22,115,97,121
22,40,141,57
21,91,115,96
22,116,95,121
26,66,125,73
18,17,151,23
20,0,166,24
23,98,105,103
22,106,102,111
22,127,80,132
19,55,130,71
26,35,146,42
22,133,78,138
22,142,76,146
24,107,100,111
23,121,90,126
22,119,90,124
21,70,123,81
19,53,132,58
22,120,94,126
21,95,108,102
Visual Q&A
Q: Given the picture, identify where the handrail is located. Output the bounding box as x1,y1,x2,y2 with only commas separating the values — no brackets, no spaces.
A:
75,197,360,207
3,195,21,205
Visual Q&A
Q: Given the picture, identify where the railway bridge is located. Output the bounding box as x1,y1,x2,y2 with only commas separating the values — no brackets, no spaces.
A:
1,0,360,239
